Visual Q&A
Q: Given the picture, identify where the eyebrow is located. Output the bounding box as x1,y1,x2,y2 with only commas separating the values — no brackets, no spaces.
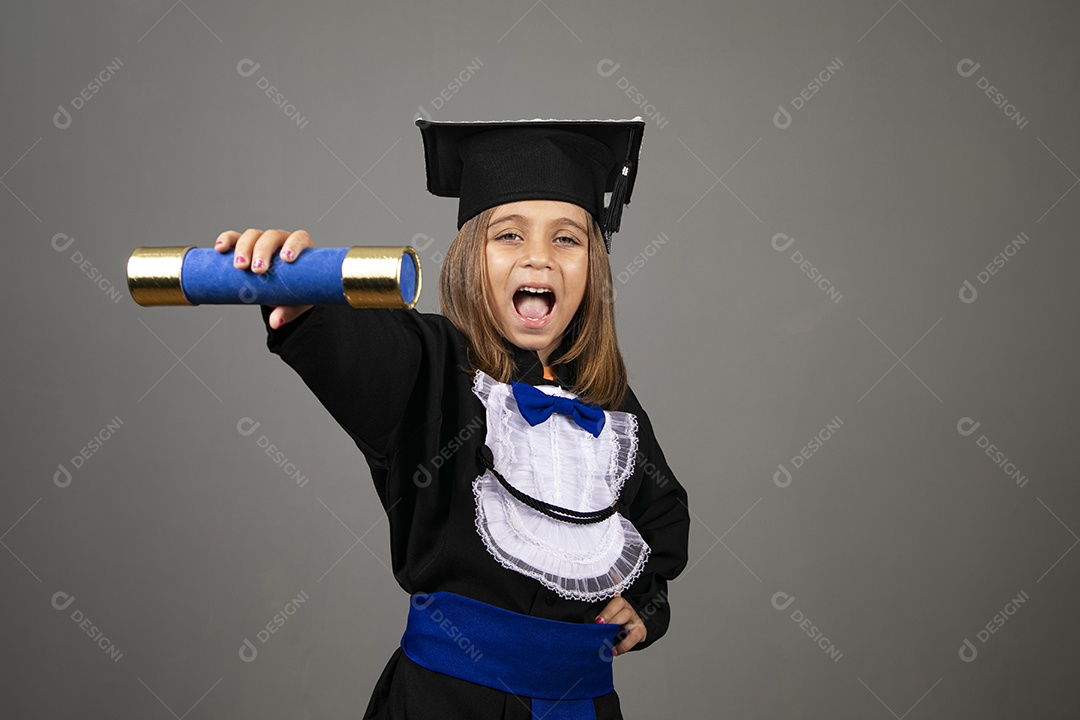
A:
489,214,588,234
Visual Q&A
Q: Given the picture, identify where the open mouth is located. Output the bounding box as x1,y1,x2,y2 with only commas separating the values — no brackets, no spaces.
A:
512,285,556,327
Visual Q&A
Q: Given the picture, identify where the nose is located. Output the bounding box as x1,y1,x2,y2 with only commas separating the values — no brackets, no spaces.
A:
521,235,554,270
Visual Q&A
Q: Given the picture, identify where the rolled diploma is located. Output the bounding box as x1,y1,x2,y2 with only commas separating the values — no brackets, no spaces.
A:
127,246,421,308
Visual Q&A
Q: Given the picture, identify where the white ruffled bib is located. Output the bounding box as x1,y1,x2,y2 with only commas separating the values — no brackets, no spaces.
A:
471,371,650,602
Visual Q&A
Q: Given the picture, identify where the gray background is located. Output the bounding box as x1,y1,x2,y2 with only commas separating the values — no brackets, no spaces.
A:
2,0,1077,717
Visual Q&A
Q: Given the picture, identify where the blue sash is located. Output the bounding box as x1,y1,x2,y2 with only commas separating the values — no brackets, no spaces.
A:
400,591,622,720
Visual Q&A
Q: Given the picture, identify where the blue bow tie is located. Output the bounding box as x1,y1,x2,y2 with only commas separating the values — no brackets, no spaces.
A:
511,382,606,438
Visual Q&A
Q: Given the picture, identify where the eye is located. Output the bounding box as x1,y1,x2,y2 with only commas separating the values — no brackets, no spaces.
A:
495,232,522,242
554,235,581,246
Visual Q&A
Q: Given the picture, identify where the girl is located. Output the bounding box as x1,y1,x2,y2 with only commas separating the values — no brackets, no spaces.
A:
215,119,689,719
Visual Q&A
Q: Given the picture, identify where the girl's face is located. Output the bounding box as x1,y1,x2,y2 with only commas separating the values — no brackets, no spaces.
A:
484,199,590,365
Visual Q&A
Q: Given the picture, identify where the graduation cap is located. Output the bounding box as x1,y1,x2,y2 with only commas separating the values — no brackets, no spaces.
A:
416,118,645,252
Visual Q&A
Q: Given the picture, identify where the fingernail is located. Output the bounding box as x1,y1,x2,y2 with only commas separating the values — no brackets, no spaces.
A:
595,617,605,624
283,249,293,260
235,255,245,265
253,258,264,269
611,649,618,656
215,239,223,245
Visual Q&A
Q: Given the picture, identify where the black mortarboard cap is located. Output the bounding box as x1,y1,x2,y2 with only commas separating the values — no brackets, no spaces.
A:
416,118,645,252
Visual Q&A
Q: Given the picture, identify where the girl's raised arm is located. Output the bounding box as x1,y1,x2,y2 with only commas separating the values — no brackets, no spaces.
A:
216,227,424,463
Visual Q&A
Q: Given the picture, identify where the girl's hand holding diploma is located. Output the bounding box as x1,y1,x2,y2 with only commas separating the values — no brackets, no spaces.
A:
215,228,315,328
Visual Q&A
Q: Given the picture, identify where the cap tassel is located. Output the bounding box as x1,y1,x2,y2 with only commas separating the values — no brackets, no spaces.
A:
602,163,631,253
601,126,639,253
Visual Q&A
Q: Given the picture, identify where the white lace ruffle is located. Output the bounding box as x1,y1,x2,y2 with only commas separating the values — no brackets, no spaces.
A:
471,371,649,602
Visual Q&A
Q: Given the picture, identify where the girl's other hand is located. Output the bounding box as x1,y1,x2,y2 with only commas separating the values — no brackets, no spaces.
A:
215,228,315,328
594,592,646,656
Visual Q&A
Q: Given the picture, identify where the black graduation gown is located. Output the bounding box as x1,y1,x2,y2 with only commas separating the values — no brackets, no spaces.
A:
259,304,690,720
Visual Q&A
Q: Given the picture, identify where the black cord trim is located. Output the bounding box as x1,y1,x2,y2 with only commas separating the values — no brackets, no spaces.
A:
476,446,621,526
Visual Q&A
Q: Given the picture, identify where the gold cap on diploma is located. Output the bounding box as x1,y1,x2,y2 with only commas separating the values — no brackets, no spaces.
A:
127,246,194,307
343,246,422,309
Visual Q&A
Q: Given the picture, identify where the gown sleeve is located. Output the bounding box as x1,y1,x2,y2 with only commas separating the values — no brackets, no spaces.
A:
258,304,424,465
619,387,691,652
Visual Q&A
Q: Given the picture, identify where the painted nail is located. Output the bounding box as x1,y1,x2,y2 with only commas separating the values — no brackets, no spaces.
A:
215,239,223,245
253,258,264,269
595,617,605,624
235,255,245,264
283,249,293,260
611,649,618,656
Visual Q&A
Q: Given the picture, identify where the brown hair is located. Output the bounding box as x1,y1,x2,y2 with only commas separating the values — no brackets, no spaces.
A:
439,207,628,409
